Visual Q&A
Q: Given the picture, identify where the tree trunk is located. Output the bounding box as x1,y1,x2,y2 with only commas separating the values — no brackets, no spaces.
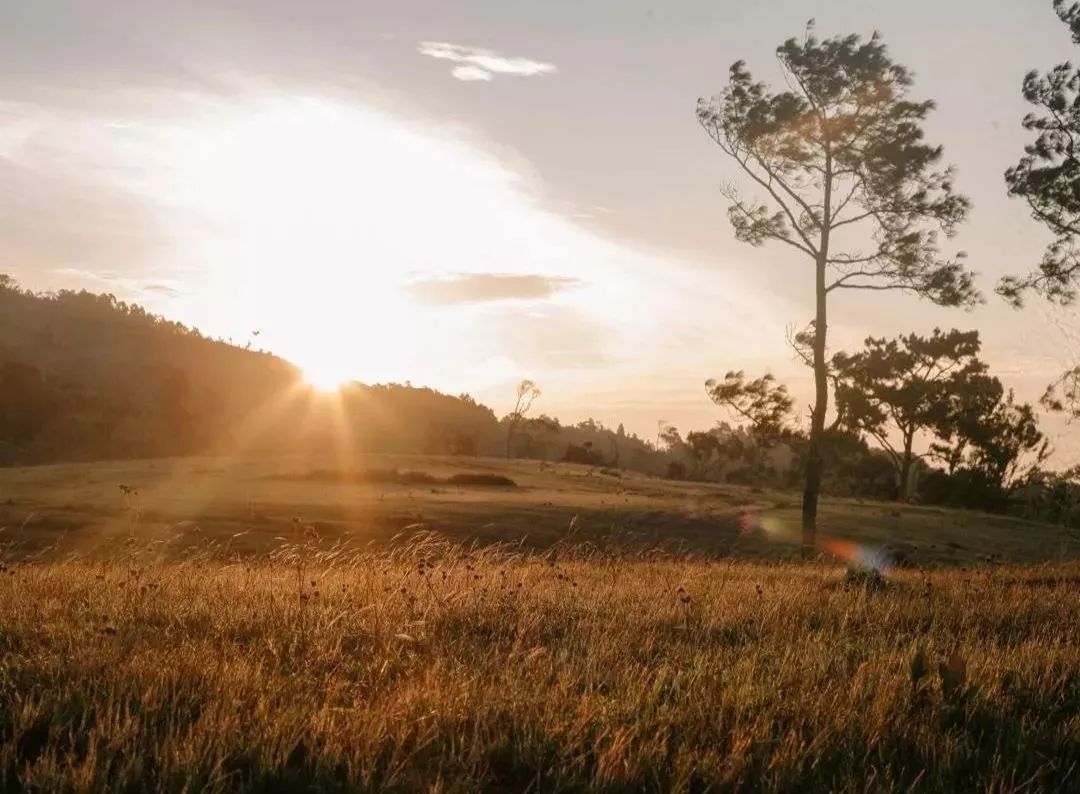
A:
802,254,828,556
898,434,914,501
802,151,832,557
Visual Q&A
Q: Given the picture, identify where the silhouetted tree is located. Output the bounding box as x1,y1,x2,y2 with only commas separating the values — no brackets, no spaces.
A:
1013,464,1080,526
706,373,797,482
930,381,1048,499
612,422,626,466
816,428,898,500
1000,1,1080,307
706,371,794,443
514,414,561,459
659,425,684,454
1042,366,1080,417
697,25,978,551
684,430,723,479
999,2,1080,420
505,379,541,458
974,395,1049,488
832,329,986,499
655,419,671,451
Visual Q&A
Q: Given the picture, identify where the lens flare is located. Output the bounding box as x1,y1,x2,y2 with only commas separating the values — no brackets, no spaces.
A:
735,508,890,573
737,508,795,540
818,538,891,573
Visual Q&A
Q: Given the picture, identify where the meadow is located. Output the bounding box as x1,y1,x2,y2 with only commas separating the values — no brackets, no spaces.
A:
1,455,1079,791
1,453,1077,565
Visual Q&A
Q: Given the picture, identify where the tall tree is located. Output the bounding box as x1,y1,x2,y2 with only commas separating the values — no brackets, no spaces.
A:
832,329,986,499
697,26,979,551
513,414,560,460
505,379,541,458
1000,1,1080,307
999,2,1080,419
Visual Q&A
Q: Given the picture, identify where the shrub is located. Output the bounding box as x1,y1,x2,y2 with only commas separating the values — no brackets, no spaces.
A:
446,473,517,487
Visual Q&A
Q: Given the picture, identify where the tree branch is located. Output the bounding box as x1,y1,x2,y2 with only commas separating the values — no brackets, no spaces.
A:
732,151,821,256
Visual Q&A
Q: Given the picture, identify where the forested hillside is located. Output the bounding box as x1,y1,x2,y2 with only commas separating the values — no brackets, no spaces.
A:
0,278,509,463
0,278,661,468
0,276,297,461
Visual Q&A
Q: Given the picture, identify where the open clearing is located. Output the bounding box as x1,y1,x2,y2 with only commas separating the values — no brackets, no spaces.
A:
0,453,1077,566
0,456,1078,791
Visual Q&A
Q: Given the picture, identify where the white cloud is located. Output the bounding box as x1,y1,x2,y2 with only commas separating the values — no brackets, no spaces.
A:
451,65,494,82
418,41,556,82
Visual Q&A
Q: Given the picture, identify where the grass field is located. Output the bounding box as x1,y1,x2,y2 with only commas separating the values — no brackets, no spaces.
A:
1,453,1078,566
1,455,1078,791
1,538,1078,791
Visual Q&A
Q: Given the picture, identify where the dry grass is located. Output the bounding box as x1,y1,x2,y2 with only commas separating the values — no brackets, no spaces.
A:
4,453,1078,566
1,535,1078,792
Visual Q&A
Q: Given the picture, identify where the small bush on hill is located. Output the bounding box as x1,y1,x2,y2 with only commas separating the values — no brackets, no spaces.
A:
446,473,517,487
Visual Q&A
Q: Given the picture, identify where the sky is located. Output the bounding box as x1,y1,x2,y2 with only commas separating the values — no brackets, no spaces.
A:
2,0,1078,459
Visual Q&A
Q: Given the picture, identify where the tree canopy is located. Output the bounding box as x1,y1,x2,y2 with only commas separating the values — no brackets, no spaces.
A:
832,329,987,498
930,383,1048,498
705,370,794,443
697,28,978,304
999,2,1080,305
997,2,1080,419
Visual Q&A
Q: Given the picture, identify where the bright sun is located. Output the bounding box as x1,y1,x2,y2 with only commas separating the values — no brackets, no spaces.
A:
146,97,445,388
302,359,352,392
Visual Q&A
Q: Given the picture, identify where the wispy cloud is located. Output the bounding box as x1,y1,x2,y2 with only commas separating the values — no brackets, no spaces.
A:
417,41,556,82
407,273,580,305
48,268,183,301
477,306,615,370
143,283,181,297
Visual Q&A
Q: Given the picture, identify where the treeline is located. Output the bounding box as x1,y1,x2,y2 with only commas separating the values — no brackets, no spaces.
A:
660,327,1080,526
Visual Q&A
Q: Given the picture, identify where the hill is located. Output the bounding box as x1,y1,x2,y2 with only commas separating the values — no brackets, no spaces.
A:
0,276,298,461
0,278,514,464
0,278,667,472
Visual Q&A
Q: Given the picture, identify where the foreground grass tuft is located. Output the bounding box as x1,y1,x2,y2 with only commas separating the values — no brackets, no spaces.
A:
0,537,1078,792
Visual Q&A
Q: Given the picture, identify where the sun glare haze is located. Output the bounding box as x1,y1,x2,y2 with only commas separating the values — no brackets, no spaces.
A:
301,359,351,393
2,2,1080,789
